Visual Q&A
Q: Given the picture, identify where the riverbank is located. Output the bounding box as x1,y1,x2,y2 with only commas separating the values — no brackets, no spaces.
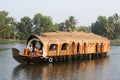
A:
110,40,120,46
0,39,26,43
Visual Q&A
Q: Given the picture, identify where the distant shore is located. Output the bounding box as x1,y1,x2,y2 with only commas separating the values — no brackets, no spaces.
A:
0,39,26,43
110,40,120,46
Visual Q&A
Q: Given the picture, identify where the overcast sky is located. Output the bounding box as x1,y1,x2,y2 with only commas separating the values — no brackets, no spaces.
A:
0,0,119,26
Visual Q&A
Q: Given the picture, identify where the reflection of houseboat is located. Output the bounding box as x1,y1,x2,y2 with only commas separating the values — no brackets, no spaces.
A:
12,32,110,64
12,56,109,80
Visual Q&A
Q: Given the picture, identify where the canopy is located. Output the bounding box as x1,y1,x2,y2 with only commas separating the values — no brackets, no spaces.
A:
27,31,110,45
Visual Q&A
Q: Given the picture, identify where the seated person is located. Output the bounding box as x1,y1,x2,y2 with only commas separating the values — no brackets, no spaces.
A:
34,47,42,53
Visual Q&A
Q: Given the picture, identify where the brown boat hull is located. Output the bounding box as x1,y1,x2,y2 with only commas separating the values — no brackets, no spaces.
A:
12,48,46,64
12,48,108,64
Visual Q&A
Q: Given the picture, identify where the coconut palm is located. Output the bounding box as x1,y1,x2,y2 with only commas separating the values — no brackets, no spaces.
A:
65,16,77,31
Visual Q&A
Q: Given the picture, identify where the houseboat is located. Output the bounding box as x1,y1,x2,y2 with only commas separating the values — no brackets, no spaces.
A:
12,32,110,64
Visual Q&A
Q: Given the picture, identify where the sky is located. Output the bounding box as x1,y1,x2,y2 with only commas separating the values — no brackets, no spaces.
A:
0,0,119,26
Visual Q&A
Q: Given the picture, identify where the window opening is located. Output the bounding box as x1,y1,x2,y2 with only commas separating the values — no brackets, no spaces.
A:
49,44,57,51
61,43,68,50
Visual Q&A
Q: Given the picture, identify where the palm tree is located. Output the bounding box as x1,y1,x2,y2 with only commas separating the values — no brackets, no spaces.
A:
65,16,77,31
113,13,120,24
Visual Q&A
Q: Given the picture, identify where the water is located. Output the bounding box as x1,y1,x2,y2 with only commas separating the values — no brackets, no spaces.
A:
0,42,120,80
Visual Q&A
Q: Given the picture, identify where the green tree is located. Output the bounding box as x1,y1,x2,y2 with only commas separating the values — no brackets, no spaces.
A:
42,16,56,32
113,13,120,38
12,21,19,40
114,13,120,24
76,26,90,32
33,13,43,34
105,16,115,39
65,16,77,31
0,11,16,39
56,16,78,32
91,15,120,39
18,16,33,40
33,13,55,35
0,11,8,39
5,17,16,39
56,22,66,31
91,16,106,36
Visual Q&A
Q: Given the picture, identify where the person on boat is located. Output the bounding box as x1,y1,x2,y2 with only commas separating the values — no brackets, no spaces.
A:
34,47,40,53
52,45,56,50
34,47,42,56
27,40,43,55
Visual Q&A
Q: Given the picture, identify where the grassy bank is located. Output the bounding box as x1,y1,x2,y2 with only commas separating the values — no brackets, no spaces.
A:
0,39,26,43
110,40,120,46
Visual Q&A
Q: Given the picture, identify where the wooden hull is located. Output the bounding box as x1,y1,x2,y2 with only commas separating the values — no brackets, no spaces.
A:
12,48,46,64
12,48,107,64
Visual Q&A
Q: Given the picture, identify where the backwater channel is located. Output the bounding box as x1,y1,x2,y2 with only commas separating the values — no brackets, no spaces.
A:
0,42,120,80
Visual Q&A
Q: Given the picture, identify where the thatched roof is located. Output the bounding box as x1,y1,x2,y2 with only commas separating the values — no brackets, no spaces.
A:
27,32,110,45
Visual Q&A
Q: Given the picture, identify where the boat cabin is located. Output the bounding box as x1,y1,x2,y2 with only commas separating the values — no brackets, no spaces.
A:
24,32,110,57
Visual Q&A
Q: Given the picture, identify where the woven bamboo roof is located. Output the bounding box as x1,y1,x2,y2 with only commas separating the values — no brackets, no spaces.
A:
27,32,110,45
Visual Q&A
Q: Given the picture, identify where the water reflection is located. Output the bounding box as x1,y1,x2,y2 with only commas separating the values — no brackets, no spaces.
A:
12,56,109,80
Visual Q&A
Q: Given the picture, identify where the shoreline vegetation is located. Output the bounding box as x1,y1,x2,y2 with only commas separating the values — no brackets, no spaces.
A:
0,39,120,46
0,39,26,43
110,40,120,46
0,11,120,41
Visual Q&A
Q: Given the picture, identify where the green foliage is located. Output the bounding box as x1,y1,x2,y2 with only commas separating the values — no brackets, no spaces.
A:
91,16,107,36
0,11,16,39
91,14,120,39
0,10,120,40
57,22,66,31
110,40,120,46
57,16,77,31
17,16,33,40
76,26,90,32
33,13,57,35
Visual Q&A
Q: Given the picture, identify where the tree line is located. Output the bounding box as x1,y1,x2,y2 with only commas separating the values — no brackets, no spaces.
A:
0,10,120,40
91,14,120,39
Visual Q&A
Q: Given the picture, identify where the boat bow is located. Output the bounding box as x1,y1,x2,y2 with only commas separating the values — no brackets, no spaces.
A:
12,48,27,64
